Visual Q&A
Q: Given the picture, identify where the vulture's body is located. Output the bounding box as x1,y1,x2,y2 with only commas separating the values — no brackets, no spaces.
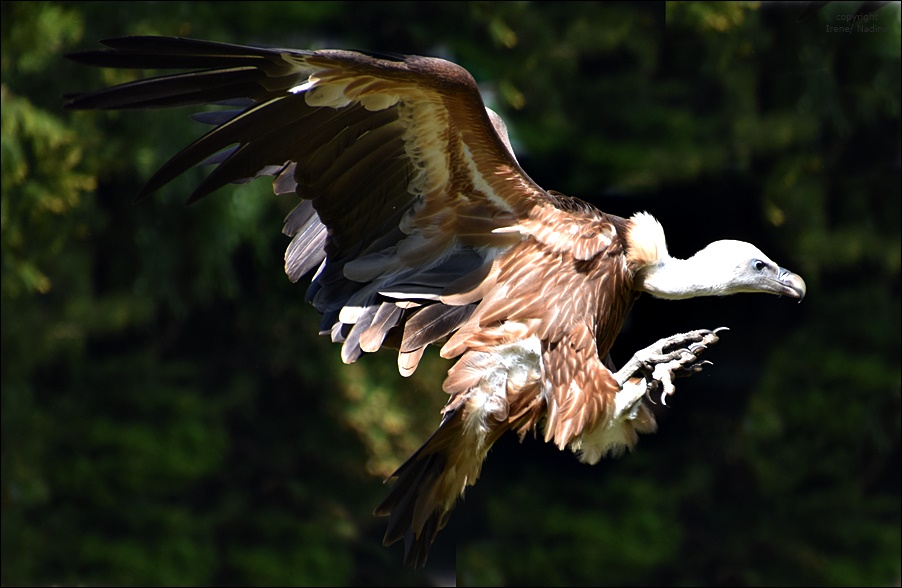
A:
66,37,806,567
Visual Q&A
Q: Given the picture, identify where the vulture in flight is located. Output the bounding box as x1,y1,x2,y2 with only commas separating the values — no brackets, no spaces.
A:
65,36,807,568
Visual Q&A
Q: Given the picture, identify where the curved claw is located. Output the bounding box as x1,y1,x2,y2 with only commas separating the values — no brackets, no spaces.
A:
615,327,727,412
679,359,713,376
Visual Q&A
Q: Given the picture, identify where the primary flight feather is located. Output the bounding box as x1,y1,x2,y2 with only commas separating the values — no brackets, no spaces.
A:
65,36,806,567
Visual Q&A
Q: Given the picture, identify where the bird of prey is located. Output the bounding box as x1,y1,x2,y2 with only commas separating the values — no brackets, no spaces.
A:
65,36,807,567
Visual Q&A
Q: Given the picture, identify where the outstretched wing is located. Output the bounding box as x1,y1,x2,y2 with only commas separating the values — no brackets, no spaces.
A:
65,36,553,373
66,38,647,567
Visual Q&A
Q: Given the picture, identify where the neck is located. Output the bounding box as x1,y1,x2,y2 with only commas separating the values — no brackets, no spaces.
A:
636,254,732,300
625,213,758,301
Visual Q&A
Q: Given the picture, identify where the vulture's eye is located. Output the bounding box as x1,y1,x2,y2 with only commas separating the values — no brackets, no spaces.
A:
753,260,766,271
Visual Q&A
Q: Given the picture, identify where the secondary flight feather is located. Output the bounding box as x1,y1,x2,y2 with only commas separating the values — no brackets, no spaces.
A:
66,36,806,567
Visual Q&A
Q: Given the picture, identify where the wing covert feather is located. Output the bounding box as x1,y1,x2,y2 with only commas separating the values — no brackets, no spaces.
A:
66,36,559,373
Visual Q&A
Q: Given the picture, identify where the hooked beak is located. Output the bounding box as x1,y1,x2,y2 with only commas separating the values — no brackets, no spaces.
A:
778,268,807,301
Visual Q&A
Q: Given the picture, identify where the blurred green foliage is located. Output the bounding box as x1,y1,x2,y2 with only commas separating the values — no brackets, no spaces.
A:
1,1,899,586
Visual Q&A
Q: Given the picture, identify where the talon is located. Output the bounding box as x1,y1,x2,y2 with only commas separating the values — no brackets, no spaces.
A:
614,327,726,408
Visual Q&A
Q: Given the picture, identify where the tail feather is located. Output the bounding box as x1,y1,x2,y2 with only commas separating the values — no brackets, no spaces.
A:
374,341,546,567
373,408,478,568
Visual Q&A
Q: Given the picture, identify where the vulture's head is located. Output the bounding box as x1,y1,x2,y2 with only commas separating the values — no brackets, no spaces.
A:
692,240,807,299
637,238,807,301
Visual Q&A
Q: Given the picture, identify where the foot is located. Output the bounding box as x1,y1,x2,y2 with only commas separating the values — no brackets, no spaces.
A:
612,328,726,419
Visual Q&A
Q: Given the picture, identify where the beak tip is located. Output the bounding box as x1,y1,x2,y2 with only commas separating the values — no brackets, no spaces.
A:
782,270,807,302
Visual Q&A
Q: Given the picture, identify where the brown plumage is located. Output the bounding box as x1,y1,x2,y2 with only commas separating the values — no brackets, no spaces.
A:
65,36,807,567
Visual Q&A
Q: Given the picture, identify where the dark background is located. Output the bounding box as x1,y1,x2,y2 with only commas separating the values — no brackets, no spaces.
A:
2,1,899,586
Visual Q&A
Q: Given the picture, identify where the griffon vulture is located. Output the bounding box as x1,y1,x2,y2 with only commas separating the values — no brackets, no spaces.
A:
65,37,807,567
